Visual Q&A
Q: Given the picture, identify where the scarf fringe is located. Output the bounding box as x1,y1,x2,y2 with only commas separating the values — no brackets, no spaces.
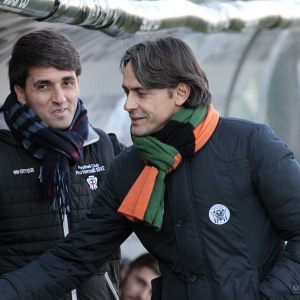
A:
37,156,71,216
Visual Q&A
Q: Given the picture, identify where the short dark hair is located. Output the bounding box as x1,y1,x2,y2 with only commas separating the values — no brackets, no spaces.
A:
128,253,160,277
8,29,82,97
120,36,212,109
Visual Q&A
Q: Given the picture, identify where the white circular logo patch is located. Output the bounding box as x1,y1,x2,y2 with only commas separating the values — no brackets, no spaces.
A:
209,204,230,225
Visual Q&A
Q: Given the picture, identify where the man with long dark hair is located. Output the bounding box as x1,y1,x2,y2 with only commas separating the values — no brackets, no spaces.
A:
1,35,300,300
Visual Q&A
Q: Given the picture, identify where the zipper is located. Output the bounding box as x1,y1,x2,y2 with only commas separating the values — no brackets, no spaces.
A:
105,272,120,300
62,211,77,300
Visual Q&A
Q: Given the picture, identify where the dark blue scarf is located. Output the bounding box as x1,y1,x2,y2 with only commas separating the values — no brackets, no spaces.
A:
4,94,88,216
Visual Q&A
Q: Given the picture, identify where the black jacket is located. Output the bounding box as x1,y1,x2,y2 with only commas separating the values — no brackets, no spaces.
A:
1,117,300,300
0,99,125,300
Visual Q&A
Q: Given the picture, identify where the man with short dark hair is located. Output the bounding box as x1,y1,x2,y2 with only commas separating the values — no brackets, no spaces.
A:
1,35,300,300
120,253,160,300
0,29,124,300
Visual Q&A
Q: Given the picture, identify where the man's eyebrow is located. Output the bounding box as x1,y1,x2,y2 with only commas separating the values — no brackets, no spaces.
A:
62,75,76,81
121,85,147,92
33,79,51,87
33,76,76,87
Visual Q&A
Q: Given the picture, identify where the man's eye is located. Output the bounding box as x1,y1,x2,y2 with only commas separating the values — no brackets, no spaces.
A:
137,278,145,287
138,92,146,97
38,85,48,90
63,81,73,86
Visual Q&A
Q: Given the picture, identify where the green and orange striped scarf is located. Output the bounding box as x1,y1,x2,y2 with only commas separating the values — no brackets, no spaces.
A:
118,104,219,231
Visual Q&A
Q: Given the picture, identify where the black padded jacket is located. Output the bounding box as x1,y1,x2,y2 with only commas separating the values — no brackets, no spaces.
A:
0,99,125,300
3,117,300,300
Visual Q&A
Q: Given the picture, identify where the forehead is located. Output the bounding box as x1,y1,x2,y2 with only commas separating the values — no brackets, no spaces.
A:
122,61,143,87
130,266,158,282
27,66,76,82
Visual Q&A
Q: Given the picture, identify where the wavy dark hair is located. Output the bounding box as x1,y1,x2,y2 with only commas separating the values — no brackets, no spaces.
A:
120,35,212,109
8,29,82,97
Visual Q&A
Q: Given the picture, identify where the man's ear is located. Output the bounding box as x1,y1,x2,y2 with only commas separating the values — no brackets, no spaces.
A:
14,85,26,104
174,83,190,106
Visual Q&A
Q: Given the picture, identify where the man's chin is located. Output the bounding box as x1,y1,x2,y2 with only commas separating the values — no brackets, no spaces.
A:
131,131,144,137
131,128,151,137
49,119,72,130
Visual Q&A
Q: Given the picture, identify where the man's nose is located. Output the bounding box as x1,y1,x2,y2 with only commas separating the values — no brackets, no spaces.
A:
52,86,66,104
124,93,139,112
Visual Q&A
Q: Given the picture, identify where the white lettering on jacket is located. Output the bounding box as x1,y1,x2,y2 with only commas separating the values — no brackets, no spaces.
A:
13,168,34,175
75,164,105,175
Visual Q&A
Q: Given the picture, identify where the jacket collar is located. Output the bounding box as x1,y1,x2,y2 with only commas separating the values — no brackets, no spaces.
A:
0,111,9,131
84,124,99,146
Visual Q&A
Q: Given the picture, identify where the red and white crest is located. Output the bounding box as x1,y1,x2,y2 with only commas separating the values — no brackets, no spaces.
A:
87,175,98,190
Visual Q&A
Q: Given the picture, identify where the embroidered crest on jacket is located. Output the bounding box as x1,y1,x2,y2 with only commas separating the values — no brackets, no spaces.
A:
87,175,98,190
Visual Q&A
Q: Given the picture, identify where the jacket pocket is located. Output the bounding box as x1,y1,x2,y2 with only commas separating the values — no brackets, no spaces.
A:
151,276,162,300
